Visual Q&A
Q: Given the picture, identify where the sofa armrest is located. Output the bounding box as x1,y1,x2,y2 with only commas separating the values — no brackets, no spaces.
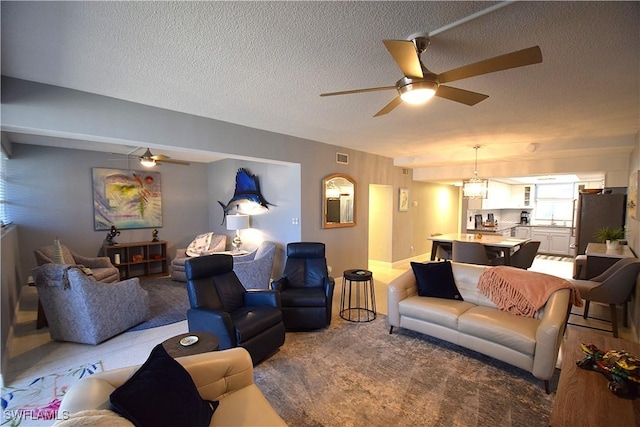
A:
387,269,418,327
59,348,254,415
73,253,114,269
532,288,571,380
175,248,188,259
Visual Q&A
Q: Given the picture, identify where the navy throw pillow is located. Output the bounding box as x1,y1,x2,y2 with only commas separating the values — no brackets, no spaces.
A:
411,261,464,301
110,344,218,427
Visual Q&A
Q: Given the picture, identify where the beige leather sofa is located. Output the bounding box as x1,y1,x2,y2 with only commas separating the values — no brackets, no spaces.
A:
57,347,287,426
388,262,572,392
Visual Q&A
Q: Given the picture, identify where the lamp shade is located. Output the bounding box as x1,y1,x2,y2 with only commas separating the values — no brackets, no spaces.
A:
226,214,249,231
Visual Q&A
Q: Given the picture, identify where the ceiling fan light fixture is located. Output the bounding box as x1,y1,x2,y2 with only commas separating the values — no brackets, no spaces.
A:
398,80,438,105
139,148,157,167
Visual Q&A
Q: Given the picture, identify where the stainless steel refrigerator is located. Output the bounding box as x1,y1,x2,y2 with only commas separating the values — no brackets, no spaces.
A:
574,193,627,255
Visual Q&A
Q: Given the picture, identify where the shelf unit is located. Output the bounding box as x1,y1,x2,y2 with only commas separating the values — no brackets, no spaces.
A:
102,240,168,279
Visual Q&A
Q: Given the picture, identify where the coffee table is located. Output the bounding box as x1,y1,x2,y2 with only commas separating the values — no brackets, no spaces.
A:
161,332,220,358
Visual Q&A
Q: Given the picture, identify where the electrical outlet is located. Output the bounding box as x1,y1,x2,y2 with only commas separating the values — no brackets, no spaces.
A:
292,218,299,225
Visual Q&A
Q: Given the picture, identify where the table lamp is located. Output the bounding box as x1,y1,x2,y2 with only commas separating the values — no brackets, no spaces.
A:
226,214,250,252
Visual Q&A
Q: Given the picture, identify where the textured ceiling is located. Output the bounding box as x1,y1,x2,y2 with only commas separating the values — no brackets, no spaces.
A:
1,1,638,176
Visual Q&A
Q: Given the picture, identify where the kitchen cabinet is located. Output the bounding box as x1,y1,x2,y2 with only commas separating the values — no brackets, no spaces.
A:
530,227,571,255
468,180,512,210
510,185,534,208
515,226,531,239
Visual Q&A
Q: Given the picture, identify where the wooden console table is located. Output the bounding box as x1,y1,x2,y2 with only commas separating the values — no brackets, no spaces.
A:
585,242,636,279
549,328,640,426
102,240,168,279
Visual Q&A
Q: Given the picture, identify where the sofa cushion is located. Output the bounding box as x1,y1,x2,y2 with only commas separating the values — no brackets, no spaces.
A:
110,344,217,427
411,261,463,301
458,306,539,355
186,232,215,257
398,296,475,330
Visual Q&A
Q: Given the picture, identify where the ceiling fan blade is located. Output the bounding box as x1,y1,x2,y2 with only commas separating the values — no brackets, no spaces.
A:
383,40,423,79
437,46,542,84
373,96,403,117
150,154,171,161
436,85,489,106
320,86,396,97
156,159,191,166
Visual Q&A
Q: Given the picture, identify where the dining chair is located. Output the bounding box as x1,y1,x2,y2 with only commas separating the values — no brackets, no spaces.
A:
430,233,452,261
570,257,640,338
505,240,541,269
451,241,504,266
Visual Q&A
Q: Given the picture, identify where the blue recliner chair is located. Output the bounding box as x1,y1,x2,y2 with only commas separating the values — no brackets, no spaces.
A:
185,254,285,364
271,242,335,330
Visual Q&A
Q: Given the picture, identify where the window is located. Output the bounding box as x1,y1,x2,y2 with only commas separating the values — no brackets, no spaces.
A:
534,183,574,221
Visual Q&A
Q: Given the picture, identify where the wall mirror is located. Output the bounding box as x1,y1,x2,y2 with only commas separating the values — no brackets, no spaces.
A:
322,173,356,228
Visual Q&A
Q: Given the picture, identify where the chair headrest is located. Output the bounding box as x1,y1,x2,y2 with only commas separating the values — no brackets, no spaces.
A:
287,242,325,259
185,254,233,280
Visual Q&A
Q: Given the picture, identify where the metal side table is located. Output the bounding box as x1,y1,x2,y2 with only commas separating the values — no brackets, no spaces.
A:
340,269,376,322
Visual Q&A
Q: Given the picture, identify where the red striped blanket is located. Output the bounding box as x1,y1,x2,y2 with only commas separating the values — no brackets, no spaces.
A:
478,266,583,318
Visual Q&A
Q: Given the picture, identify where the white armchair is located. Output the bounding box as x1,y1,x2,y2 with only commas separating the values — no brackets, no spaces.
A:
171,234,227,282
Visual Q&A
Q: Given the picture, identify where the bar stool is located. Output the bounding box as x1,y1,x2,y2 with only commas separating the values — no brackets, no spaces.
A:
340,269,376,322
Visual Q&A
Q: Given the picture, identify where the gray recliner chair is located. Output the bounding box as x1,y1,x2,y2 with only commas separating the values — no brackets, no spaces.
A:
32,263,149,345
233,241,277,290
34,244,119,283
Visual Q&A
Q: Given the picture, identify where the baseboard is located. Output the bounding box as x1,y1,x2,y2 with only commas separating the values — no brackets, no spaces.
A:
368,252,430,270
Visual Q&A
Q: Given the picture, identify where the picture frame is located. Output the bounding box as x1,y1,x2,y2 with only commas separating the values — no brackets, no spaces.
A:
398,187,409,212
92,167,163,230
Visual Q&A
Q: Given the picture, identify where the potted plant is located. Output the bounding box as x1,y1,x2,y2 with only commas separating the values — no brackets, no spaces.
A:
594,226,625,249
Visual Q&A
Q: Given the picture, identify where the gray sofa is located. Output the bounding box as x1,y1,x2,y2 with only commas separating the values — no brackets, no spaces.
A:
33,263,149,344
388,261,572,392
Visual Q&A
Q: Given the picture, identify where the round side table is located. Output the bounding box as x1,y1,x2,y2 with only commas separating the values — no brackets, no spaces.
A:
161,332,220,358
340,269,376,322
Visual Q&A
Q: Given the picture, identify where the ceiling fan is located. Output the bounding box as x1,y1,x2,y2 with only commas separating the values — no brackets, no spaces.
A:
138,148,190,167
320,36,542,117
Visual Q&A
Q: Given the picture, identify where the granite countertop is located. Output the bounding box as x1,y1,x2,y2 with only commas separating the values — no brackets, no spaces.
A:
467,223,518,233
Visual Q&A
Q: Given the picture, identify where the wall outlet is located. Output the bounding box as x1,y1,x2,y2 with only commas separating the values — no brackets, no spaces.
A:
291,218,299,225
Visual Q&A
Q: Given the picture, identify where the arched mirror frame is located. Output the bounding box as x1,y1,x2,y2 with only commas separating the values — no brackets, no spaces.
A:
322,173,357,229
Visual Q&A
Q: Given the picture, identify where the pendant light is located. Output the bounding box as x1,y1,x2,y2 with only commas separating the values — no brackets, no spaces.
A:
463,145,488,199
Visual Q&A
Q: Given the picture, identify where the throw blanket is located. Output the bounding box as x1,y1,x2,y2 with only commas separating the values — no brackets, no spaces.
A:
478,266,583,318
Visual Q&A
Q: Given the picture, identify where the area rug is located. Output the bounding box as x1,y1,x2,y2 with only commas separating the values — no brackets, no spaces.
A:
128,277,189,331
1,362,102,426
253,315,558,427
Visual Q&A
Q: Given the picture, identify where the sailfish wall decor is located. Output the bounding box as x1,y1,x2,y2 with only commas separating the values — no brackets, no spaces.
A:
218,168,274,224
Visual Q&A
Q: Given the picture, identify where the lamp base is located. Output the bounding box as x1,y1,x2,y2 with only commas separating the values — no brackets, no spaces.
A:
232,235,242,251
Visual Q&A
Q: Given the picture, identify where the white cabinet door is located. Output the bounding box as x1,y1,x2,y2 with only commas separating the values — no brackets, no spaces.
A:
515,226,530,239
531,230,550,252
548,233,571,255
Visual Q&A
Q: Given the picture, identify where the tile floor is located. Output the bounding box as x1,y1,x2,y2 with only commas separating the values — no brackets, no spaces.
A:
3,255,635,389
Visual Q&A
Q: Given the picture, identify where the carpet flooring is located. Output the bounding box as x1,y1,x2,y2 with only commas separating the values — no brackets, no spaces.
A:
128,277,189,331
254,315,558,427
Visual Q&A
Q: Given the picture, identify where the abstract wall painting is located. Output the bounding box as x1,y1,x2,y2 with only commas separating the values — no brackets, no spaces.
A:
92,168,162,231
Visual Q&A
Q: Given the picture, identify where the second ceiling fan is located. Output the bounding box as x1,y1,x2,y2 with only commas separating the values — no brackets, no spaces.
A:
320,36,542,117
139,148,190,167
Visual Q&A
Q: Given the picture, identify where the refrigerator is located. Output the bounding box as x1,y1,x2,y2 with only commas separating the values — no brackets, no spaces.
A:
574,193,627,255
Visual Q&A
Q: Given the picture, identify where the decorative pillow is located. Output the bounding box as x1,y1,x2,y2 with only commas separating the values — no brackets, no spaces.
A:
411,261,464,301
186,232,215,257
110,344,218,427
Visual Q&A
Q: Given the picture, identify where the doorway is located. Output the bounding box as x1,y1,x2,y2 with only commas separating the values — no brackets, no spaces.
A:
368,184,393,264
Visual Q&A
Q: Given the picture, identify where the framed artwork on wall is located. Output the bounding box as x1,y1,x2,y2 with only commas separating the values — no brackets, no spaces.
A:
92,168,163,231
398,187,409,212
